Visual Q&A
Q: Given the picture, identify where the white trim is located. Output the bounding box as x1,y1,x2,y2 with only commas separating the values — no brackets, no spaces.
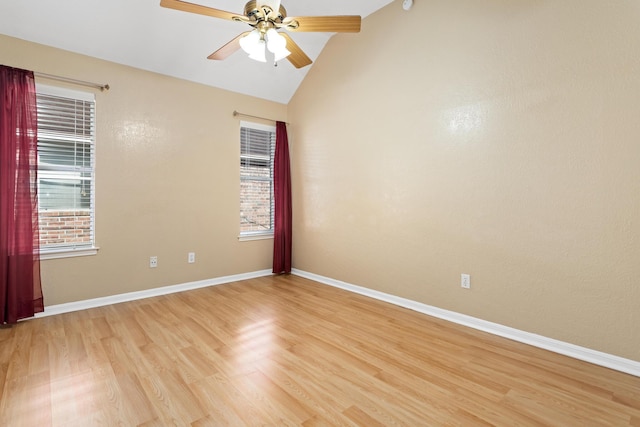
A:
238,233,274,241
291,269,640,378
39,247,99,260
35,269,272,318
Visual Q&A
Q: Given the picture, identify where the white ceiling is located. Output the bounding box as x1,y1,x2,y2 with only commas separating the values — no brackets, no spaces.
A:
0,0,393,104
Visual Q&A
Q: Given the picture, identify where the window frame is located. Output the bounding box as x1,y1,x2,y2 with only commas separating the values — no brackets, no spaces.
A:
36,84,98,259
239,120,276,241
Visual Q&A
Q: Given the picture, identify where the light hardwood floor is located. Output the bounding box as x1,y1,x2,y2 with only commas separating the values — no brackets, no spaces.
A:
1,274,639,426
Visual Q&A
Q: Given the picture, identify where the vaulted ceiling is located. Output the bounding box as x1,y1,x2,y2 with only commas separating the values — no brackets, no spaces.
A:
0,0,394,103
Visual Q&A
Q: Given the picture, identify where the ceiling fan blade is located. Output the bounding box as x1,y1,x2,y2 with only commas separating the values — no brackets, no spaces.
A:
280,33,312,69
160,0,239,21
282,15,361,33
208,32,251,60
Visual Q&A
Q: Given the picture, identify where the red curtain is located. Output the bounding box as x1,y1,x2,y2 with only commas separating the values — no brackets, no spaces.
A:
272,121,292,274
0,65,43,324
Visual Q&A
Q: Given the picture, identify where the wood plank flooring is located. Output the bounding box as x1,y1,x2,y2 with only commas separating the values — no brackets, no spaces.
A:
1,274,639,426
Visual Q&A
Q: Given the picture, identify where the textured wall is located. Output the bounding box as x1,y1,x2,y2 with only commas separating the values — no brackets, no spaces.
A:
288,0,640,361
1,35,285,305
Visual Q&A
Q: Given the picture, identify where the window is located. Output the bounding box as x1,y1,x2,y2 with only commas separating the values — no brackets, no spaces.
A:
239,121,275,239
36,85,96,257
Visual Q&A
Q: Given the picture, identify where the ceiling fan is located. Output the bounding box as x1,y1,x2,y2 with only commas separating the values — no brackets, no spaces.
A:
160,0,361,68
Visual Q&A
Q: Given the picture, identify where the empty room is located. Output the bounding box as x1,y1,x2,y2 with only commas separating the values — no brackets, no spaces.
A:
1,0,639,425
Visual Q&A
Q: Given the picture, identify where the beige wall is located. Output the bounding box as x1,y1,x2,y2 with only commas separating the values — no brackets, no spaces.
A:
288,0,640,361
1,34,285,306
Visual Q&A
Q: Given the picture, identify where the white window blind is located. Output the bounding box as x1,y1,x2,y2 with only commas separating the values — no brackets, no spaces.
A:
240,121,275,236
36,85,96,254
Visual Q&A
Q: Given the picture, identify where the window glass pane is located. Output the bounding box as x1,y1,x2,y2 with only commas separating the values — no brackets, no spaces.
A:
38,139,92,168
38,175,91,210
240,179,273,232
240,122,275,235
240,161,271,178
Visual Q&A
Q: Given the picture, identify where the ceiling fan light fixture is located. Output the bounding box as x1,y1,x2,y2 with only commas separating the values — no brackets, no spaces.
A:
239,29,267,62
248,40,267,62
239,29,260,54
266,29,291,61
273,47,291,62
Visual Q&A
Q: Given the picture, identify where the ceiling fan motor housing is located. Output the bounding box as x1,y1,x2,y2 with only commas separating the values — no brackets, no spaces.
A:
244,0,287,24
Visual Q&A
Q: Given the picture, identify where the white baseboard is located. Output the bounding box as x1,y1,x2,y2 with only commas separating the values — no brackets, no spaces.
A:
36,269,273,318
291,269,640,378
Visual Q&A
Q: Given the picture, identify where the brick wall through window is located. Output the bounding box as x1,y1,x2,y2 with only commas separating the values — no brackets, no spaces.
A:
39,210,92,247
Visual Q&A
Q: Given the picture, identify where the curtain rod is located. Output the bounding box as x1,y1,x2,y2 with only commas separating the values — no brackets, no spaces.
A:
233,110,288,125
34,72,110,92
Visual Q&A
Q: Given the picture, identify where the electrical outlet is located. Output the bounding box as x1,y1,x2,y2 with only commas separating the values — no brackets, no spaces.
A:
188,252,195,264
150,256,158,268
461,274,471,289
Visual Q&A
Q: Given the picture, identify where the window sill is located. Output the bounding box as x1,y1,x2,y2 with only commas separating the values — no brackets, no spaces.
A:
238,233,274,242
39,247,99,260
